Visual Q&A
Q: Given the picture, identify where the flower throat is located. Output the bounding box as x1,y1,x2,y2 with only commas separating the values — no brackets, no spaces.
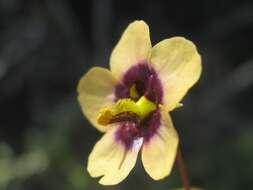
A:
97,96,157,126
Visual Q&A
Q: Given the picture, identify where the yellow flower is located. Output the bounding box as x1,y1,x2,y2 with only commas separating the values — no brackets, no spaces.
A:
77,20,201,185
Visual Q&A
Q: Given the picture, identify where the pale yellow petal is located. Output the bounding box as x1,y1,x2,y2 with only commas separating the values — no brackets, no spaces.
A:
110,20,152,79
150,37,202,111
142,111,179,180
87,125,142,185
77,67,118,132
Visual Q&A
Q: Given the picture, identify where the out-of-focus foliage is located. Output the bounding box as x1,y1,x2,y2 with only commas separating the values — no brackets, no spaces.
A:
0,0,253,190
0,143,48,189
172,188,204,190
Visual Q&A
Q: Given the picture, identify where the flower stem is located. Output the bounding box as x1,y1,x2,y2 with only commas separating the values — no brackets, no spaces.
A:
176,145,190,190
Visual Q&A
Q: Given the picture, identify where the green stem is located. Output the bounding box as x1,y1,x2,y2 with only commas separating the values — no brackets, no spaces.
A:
176,145,190,190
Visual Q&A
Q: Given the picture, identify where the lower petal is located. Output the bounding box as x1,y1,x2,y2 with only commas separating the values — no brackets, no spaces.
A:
141,112,179,180
87,125,142,185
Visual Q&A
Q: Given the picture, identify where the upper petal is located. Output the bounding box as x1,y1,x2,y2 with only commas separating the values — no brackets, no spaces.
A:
110,20,152,79
150,37,202,111
77,67,118,132
141,111,179,180
87,125,142,185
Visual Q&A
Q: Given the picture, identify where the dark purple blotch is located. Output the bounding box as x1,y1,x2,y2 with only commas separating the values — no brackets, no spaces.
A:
115,109,161,150
115,122,140,150
114,61,163,104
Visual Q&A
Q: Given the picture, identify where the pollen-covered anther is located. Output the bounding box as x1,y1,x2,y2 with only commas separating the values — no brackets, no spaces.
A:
96,109,114,126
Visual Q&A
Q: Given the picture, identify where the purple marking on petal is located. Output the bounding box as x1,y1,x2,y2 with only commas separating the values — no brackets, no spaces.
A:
140,109,161,143
115,122,140,150
145,74,163,104
114,109,162,149
114,61,163,104
114,84,129,101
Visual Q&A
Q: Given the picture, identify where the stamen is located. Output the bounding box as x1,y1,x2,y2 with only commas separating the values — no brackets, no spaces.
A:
129,84,139,99
96,108,114,125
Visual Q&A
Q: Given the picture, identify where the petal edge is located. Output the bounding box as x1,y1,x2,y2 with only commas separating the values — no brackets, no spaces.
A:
110,20,152,79
141,112,179,180
77,67,118,132
150,37,202,111
87,126,141,185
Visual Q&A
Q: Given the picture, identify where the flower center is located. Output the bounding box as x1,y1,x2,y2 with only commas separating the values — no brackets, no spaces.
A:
97,96,156,126
97,62,164,149
96,96,161,149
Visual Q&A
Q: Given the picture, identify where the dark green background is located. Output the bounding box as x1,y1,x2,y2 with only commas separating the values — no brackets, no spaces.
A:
0,0,253,189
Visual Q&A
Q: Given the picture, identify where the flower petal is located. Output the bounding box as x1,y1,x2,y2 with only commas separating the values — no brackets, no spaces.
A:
87,125,142,185
141,111,178,180
110,20,152,79
77,67,118,132
150,37,202,111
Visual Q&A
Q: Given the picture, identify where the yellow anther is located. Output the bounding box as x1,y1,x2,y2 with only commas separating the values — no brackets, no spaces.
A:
97,108,114,125
129,84,139,99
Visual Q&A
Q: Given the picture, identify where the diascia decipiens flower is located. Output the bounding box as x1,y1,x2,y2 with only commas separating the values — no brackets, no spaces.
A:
77,20,201,185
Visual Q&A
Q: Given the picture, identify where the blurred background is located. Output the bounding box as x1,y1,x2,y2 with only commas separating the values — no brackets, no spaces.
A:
0,0,253,190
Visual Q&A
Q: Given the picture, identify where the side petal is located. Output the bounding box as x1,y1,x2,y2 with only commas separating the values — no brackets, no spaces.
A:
87,125,142,185
77,67,118,132
150,37,202,111
110,20,152,79
141,112,179,180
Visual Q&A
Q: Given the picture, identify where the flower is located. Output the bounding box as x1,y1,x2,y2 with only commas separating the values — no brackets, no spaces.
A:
77,20,201,185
